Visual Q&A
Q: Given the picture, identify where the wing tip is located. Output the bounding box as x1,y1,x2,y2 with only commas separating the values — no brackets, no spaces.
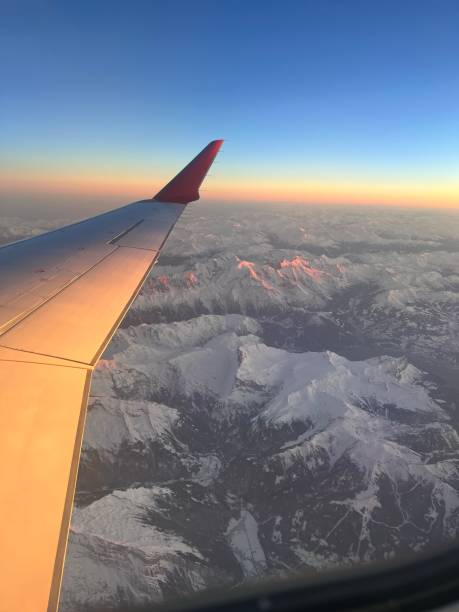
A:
153,139,224,204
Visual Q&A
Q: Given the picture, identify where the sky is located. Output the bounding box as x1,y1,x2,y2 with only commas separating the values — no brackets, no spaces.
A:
1,0,459,217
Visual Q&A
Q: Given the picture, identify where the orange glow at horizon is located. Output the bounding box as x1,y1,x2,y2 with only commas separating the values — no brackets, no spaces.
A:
212,176,459,209
1,165,459,211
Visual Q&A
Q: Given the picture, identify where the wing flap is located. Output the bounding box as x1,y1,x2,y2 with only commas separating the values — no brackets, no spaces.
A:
0,353,91,612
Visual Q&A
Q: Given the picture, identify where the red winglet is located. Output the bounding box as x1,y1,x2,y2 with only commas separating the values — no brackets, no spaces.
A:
153,139,223,204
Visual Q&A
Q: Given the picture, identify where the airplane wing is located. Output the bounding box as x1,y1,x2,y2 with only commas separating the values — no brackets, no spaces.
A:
0,139,223,612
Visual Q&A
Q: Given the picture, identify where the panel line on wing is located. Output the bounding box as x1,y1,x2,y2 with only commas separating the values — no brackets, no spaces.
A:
117,245,160,253
0,357,90,371
108,219,144,244
0,344,94,369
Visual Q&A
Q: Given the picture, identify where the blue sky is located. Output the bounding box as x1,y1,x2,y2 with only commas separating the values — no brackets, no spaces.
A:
1,0,459,215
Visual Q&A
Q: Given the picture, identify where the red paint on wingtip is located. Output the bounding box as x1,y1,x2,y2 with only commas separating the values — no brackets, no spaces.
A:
153,139,224,204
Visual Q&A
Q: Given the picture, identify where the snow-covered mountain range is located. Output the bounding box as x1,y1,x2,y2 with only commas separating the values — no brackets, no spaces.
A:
10,204,457,611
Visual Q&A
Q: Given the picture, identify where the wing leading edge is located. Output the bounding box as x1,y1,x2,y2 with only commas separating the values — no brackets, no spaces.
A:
0,140,223,612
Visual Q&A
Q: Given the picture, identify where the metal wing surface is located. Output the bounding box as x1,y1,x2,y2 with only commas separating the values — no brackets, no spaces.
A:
0,139,223,612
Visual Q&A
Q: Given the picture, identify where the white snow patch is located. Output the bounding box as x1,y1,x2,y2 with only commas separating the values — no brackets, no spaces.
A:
226,510,267,578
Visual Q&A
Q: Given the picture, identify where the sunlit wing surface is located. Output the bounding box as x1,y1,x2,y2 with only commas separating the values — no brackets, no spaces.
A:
0,139,223,612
